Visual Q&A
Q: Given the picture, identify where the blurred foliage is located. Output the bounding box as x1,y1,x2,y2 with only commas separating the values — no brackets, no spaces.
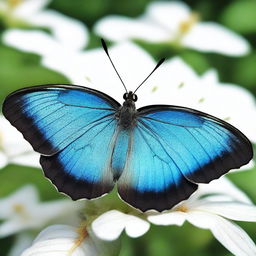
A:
0,0,256,256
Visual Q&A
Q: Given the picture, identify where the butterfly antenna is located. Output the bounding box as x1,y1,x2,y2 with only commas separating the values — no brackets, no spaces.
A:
134,58,165,94
101,39,128,93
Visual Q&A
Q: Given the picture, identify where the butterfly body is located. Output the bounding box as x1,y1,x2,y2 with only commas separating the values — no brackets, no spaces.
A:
116,91,137,129
2,84,253,212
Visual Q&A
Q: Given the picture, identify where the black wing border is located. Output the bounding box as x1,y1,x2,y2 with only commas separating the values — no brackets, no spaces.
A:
3,84,121,110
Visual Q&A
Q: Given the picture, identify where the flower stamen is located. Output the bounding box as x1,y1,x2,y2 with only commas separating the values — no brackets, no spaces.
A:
151,86,158,92
198,97,205,103
7,0,22,9
175,205,188,212
179,12,199,35
13,203,30,219
68,222,88,255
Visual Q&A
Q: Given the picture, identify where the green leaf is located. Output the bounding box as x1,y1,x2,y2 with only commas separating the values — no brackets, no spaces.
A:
0,164,64,201
221,1,256,34
0,44,69,104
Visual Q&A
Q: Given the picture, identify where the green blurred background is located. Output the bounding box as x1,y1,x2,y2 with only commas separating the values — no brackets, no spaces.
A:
0,0,255,255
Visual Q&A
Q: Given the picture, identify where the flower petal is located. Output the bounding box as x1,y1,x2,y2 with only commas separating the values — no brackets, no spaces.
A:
92,210,150,241
0,218,31,238
146,1,190,31
21,225,97,256
195,202,256,222
183,22,251,56
14,0,51,17
147,211,186,226
11,152,40,168
3,29,60,56
43,41,156,103
28,10,88,50
33,200,84,225
186,211,256,256
195,177,253,204
0,115,39,167
0,152,8,169
95,16,169,42
0,185,39,219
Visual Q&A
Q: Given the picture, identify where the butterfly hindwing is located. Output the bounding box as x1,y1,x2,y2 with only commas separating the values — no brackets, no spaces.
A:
117,105,252,212
117,124,198,212
3,85,121,199
40,117,118,199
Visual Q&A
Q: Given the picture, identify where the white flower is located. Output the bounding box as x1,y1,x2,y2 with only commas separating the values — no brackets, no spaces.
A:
0,0,88,52
92,210,150,241
94,1,250,56
0,185,83,237
147,188,256,256
0,115,40,169
21,224,120,256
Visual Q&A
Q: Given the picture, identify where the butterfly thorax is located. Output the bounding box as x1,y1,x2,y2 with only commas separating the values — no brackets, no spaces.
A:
116,91,137,129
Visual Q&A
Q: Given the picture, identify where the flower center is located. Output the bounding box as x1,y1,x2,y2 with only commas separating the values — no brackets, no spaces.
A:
13,203,30,219
7,0,22,9
179,12,199,35
68,222,88,255
175,205,188,212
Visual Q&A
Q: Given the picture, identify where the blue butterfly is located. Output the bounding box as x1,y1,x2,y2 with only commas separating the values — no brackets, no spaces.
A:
2,40,253,212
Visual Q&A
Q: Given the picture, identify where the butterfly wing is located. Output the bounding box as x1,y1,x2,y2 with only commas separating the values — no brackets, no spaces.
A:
117,105,253,212
3,85,121,199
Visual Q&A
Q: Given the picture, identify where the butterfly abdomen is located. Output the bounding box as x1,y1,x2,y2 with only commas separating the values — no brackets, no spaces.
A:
111,129,131,180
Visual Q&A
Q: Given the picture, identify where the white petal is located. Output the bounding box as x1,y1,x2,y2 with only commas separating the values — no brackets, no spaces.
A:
28,10,88,50
187,211,256,256
147,211,186,226
92,210,149,241
3,29,60,56
0,219,28,237
146,1,190,31
33,200,84,225
211,218,256,256
21,225,98,256
195,202,256,222
196,177,253,204
95,16,169,42
200,69,219,84
137,57,203,108
0,185,39,219
43,41,156,103
0,152,8,169
0,116,37,162
14,0,51,17
183,22,250,56
239,160,255,171
11,152,40,168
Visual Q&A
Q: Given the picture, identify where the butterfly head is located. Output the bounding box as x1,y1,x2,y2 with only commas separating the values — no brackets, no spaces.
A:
123,91,138,102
